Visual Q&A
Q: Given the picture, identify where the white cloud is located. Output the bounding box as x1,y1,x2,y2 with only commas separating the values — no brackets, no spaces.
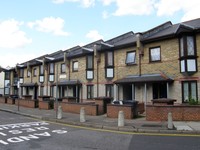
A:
101,0,116,6
0,19,32,49
28,17,69,36
113,0,155,16
86,30,103,41
0,52,36,68
155,0,200,21
52,0,95,8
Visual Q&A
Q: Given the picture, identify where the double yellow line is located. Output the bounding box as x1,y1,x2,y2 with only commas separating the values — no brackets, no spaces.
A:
31,118,200,137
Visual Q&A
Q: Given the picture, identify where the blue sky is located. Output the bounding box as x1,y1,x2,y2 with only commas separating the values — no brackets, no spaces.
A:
0,0,200,68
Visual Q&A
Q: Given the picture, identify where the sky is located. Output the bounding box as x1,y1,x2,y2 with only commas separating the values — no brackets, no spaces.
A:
0,0,200,68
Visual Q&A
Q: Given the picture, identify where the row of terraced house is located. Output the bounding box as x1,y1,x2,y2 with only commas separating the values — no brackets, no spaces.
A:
1,18,200,120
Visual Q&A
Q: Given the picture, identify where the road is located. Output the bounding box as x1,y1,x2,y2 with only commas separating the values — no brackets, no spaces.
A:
0,111,199,150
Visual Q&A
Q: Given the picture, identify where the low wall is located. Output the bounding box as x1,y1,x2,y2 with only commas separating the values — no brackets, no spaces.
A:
15,99,38,108
55,102,98,116
0,97,7,103
39,101,53,110
7,98,15,104
146,104,200,121
107,104,134,119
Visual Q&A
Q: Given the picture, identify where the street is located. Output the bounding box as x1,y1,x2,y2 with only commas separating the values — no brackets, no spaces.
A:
0,111,199,150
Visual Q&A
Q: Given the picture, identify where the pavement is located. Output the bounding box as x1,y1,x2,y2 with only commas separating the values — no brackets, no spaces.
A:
0,103,200,134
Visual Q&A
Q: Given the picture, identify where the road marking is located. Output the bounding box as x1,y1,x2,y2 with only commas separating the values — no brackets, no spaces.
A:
30,118,200,137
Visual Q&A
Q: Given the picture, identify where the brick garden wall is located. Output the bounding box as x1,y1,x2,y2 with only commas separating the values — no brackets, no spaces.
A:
146,104,200,121
107,104,134,119
58,102,98,116
0,97,7,103
15,99,38,108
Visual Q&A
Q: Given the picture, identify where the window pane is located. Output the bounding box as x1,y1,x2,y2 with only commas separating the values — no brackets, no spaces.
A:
50,63,54,74
191,82,197,99
40,65,44,75
39,76,44,82
106,68,113,78
187,36,194,56
126,52,136,64
61,64,66,73
107,52,113,66
87,56,93,69
150,47,160,61
180,37,184,57
183,82,189,102
73,61,78,71
187,59,196,72
49,75,54,82
180,60,185,72
87,71,93,79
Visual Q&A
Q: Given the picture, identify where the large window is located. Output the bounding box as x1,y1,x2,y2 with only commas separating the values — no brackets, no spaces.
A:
49,63,54,82
126,51,136,65
179,35,197,73
86,55,94,80
19,69,24,78
105,84,113,98
72,61,78,72
49,63,55,74
149,47,161,62
182,81,197,103
105,51,114,78
61,63,66,73
87,85,94,99
33,68,37,77
40,65,44,75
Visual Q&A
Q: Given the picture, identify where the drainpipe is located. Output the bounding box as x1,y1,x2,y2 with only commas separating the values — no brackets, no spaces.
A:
94,44,99,97
136,33,143,76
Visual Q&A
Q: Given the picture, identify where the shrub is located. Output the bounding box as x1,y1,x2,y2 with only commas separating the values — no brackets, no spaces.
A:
188,97,199,105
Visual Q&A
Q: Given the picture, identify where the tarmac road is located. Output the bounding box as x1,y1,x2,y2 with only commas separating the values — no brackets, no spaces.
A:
0,111,199,150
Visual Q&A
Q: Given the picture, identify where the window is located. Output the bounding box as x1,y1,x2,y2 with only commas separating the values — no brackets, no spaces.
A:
105,51,114,78
40,65,44,75
61,63,66,73
73,61,78,72
182,81,197,103
149,47,161,62
5,72,10,80
49,63,54,74
126,51,136,64
50,86,54,97
33,68,37,76
86,55,94,80
19,69,24,78
106,84,113,98
179,35,197,73
40,86,44,96
87,85,93,99
27,70,31,77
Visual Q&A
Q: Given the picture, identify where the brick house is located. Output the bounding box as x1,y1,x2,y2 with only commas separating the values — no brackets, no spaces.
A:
3,18,200,108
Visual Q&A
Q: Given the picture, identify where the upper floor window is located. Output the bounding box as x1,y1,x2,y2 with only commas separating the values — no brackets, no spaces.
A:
19,69,24,78
149,47,161,62
49,63,54,74
5,72,10,80
86,55,93,80
105,51,114,78
27,70,31,77
33,68,37,76
40,65,44,75
179,35,197,73
126,51,136,65
72,61,78,72
61,63,66,73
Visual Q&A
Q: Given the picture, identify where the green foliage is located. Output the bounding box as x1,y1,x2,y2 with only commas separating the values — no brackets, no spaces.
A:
188,97,199,105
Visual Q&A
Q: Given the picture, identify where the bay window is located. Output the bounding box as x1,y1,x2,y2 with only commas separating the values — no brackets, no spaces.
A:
179,35,197,73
